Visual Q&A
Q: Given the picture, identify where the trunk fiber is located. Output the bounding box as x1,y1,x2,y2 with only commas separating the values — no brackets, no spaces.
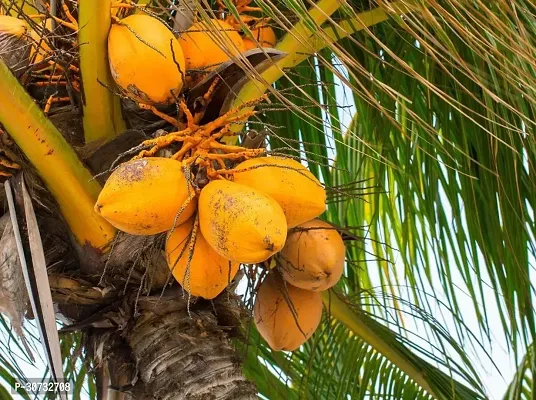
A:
89,289,257,400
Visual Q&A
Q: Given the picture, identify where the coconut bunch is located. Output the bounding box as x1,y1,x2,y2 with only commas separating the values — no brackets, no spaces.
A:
1,2,342,354
0,5,275,114
95,153,346,351
97,6,343,354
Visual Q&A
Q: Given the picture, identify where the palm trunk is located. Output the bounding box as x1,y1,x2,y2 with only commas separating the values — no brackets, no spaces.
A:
124,298,257,399
77,281,257,400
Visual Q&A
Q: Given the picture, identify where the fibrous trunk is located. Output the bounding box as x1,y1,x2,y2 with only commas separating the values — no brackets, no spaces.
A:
87,288,257,400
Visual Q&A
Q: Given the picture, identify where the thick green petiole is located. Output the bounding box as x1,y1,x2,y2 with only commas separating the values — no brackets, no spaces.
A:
0,60,116,250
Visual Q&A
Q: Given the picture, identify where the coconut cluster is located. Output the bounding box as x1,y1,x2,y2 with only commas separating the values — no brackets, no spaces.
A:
2,3,340,354
254,218,346,351
95,155,345,351
98,10,343,354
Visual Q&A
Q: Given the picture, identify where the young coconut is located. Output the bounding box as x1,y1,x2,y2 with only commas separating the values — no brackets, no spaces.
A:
95,157,196,235
243,24,276,50
254,272,322,351
198,180,287,263
278,219,345,291
232,156,326,228
108,14,186,105
178,19,245,73
166,215,239,299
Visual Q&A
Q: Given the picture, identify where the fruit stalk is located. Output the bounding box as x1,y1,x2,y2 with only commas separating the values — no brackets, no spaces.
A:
227,1,415,135
79,0,126,143
0,59,116,250
321,290,437,397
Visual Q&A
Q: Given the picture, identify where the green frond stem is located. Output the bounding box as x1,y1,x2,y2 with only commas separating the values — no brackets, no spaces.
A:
227,1,414,135
78,0,126,143
321,290,438,398
275,0,344,56
0,60,116,250
503,343,535,399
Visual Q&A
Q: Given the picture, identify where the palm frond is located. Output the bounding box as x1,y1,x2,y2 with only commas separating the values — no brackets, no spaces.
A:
503,342,535,400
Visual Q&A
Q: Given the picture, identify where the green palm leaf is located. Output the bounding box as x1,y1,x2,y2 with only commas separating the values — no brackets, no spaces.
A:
504,342,535,400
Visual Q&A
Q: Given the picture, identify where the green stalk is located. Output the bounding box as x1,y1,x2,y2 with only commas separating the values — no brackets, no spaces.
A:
321,290,437,397
78,0,126,143
226,1,414,135
0,60,116,250
275,0,344,55
321,290,486,398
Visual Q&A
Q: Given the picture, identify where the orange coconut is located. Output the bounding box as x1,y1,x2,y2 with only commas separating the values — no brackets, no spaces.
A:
198,180,287,263
232,156,326,228
95,157,196,235
254,273,322,351
166,216,239,299
108,14,185,104
278,219,345,291
178,19,245,72
243,25,276,50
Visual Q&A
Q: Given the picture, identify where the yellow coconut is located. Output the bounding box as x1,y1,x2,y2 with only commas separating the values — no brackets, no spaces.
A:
166,216,239,299
254,273,322,351
178,19,245,72
95,157,196,235
243,25,276,50
108,14,185,104
278,219,345,291
198,180,287,263
232,156,326,228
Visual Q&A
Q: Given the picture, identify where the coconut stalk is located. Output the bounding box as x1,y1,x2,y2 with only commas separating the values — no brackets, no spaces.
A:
78,0,126,143
0,60,116,250
321,290,487,399
226,0,415,135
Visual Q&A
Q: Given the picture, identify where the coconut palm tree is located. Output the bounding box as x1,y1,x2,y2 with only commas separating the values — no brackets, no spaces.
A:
0,0,534,399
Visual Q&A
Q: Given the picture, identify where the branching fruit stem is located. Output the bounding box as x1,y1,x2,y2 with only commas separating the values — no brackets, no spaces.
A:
226,1,415,135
